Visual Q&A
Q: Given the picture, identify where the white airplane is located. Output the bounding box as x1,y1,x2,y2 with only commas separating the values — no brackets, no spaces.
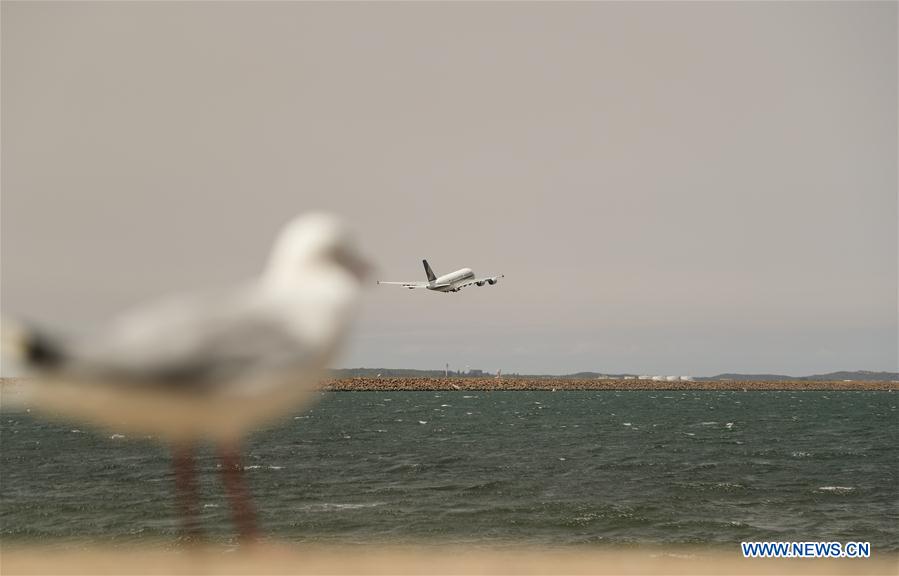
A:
378,260,504,293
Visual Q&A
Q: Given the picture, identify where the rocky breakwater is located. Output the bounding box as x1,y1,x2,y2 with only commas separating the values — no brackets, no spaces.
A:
324,378,894,391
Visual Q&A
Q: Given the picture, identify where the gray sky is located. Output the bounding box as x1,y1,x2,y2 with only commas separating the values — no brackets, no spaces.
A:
2,2,896,376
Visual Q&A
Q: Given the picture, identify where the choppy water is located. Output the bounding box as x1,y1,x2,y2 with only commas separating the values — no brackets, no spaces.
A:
2,391,897,549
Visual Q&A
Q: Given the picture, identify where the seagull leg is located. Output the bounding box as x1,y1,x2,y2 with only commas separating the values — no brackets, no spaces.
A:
171,443,203,542
218,444,258,543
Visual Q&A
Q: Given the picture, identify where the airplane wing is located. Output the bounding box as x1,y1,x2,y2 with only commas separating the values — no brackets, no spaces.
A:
377,281,430,289
456,274,504,290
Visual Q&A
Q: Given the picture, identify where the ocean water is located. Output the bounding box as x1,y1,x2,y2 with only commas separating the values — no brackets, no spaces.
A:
2,391,897,550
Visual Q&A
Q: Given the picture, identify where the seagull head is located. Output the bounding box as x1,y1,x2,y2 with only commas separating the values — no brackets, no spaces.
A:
263,213,371,290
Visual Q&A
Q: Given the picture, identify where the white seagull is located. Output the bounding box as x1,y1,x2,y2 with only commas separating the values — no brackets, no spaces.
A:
5,213,370,542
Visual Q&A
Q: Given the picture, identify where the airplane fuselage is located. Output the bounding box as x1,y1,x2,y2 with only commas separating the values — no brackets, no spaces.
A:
431,268,475,292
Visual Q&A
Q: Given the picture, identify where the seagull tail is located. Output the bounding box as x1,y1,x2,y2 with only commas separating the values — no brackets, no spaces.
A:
2,318,67,371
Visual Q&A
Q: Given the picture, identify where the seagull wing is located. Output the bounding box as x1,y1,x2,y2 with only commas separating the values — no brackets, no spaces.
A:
73,290,313,391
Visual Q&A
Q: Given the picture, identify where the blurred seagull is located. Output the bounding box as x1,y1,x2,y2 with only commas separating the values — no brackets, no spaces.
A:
5,213,370,542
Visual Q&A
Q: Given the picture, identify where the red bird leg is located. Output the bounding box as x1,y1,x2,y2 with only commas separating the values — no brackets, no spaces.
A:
218,444,258,543
171,444,202,542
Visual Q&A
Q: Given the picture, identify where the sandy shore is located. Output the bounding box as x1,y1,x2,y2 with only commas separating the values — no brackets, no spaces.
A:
3,543,897,575
324,377,895,392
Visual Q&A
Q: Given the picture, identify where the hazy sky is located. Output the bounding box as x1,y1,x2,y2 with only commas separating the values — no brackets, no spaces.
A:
2,2,896,376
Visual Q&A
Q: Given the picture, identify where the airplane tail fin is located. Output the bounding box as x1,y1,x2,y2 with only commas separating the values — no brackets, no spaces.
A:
422,260,437,282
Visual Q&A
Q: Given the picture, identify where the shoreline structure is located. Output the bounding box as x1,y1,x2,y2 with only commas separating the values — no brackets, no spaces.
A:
1,378,891,394
327,377,894,392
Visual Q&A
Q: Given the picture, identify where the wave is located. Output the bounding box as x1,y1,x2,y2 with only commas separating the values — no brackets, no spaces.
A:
298,502,385,512
817,486,855,494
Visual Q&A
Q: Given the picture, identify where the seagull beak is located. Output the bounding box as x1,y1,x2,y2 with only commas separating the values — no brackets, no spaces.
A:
352,256,374,281
337,249,373,282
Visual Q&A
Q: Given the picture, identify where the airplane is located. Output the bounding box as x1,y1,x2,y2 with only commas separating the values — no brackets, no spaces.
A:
377,260,504,293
